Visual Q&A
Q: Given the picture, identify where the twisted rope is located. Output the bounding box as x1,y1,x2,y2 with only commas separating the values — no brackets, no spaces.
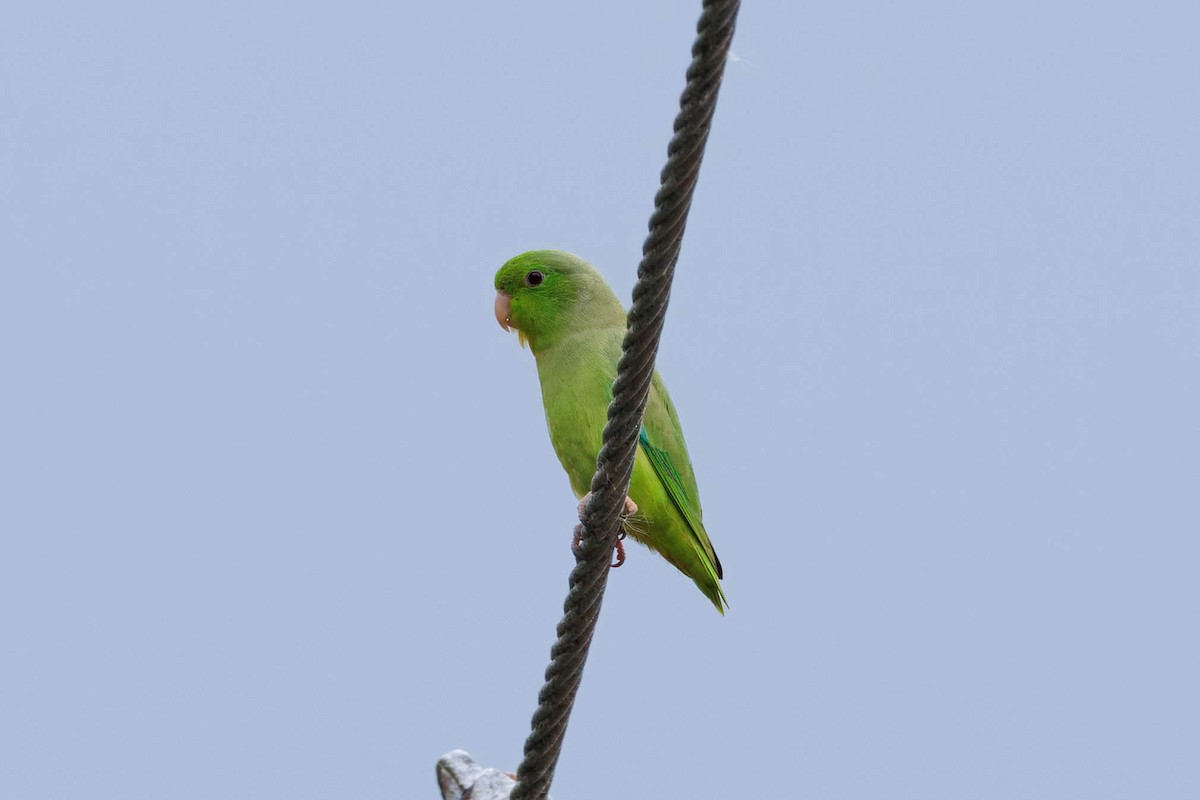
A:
508,2,740,798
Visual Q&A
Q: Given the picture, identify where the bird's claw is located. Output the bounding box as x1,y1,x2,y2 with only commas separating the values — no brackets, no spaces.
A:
611,533,626,568
572,493,635,569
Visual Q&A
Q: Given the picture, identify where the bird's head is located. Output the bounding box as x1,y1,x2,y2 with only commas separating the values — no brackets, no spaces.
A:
493,250,624,352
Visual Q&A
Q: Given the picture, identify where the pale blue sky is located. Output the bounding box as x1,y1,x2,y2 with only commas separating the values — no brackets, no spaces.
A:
2,2,1197,798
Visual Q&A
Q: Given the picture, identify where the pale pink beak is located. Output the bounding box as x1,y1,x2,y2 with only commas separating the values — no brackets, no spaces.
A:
495,290,513,332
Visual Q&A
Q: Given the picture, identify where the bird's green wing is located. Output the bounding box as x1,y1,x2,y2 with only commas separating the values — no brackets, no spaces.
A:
639,372,723,579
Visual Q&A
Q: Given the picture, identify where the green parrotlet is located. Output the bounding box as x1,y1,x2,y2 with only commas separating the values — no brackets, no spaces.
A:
494,250,727,613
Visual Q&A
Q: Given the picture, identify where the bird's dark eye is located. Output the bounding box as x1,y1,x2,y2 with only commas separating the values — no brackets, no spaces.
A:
525,270,545,287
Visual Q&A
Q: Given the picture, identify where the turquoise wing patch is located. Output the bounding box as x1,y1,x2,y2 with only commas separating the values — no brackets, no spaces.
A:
638,428,721,577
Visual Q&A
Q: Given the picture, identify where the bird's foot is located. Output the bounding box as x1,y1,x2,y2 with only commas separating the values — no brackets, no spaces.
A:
570,527,627,568
576,492,638,521
572,493,636,568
